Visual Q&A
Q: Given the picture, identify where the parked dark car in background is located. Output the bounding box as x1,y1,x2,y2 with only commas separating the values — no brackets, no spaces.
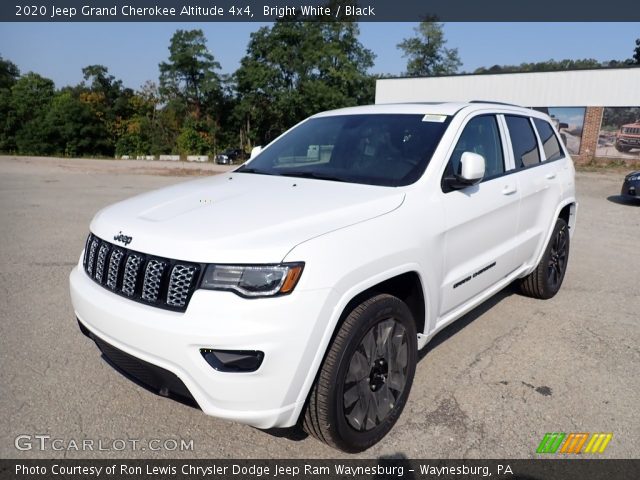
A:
621,171,640,200
215,148,246,165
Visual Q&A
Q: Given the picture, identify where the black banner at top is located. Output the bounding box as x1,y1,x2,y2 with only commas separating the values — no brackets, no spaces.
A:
4,0,640,22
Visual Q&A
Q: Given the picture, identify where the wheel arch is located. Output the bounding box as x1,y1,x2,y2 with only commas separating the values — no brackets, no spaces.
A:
335,271,426,337
292,268,429,426
524,199,577,278
558,201,577,237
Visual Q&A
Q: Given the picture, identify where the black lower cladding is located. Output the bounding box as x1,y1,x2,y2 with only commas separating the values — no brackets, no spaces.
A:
79,319,197,405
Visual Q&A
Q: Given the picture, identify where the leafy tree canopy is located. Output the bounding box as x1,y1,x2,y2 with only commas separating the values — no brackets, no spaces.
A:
235,20,375,145
397,21,461,77
159,29,222,119
473,58,636,74
1,28,637,158
0,55,20,90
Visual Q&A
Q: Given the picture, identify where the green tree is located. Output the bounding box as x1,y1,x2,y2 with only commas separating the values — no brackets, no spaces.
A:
10,72,55,154
80,64,134,154
176,123,212,155
158,29,223,154
43,90,111,156
314,21,375,107
115,82,166,157
0,56,20,90
159,29,222,120
234,19,375,146
601,107,640,129
633,38,640,65
397,21,461,77
471,55,640,74
0,56,20,151
474,59,603,74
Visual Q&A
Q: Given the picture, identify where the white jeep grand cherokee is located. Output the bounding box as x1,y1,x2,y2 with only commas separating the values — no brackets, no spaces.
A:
70,102,576,452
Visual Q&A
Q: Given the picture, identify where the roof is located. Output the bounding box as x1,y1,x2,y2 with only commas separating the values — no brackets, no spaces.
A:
311,102,534,118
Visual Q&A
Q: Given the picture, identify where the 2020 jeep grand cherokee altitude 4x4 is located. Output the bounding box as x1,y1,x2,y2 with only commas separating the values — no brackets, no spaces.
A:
70,102,577,452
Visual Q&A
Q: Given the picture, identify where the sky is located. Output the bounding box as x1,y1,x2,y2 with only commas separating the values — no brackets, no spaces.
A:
1,22,638,90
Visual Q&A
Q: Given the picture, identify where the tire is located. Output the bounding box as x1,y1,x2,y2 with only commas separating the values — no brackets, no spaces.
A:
519,217,570,299
303,293,417,453
615,144,631,153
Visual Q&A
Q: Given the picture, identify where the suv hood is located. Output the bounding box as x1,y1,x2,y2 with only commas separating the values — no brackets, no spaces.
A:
90,172,405,263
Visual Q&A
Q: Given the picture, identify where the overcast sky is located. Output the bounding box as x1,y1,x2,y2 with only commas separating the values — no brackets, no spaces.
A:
1,22,638,89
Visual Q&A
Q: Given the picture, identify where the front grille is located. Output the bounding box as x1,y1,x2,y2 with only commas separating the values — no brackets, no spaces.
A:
82,233,202,312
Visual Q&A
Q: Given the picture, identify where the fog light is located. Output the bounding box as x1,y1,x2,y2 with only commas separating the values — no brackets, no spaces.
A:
200,349,264,373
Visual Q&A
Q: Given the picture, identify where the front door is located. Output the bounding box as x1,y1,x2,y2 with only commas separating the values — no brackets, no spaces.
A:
439,114,521,316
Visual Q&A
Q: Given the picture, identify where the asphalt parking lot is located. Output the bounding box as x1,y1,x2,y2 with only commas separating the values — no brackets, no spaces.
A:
1,155,638,459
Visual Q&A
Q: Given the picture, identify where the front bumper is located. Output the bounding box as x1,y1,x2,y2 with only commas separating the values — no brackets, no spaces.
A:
617,138,640,149
69,265,337,429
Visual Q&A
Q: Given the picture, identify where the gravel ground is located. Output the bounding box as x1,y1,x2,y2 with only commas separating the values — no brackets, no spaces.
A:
1,155,638,459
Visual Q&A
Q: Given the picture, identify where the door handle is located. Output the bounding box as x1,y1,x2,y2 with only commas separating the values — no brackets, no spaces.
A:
545,172,556,180
502,184,517,195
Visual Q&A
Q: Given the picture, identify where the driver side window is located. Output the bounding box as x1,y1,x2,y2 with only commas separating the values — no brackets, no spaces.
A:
444,115,505,188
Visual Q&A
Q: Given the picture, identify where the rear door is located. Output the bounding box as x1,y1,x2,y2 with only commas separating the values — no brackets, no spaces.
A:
504,115,564,266
439,114,521,316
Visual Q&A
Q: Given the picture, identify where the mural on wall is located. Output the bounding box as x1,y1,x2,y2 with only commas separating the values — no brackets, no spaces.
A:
533,107,586,155
597,107,640,159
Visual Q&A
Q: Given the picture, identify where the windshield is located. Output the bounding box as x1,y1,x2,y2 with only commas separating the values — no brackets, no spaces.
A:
236,114,450,187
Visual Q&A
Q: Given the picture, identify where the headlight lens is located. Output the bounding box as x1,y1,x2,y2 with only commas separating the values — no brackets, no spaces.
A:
201,263,304,297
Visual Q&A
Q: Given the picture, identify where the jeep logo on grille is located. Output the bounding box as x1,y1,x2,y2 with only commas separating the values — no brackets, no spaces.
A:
113,231,133,246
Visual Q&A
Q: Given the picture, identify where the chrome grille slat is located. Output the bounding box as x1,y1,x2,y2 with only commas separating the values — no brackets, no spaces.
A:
94,243,110,283
167,265,197,308
121,254,143,297
141,260,166,303
86,238,99,276
83,234,93,269
82,233,199,312
106,248,124,290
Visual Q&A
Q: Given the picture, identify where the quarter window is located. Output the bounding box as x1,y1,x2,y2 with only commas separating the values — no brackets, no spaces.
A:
505,116,541,168
533,118,564,162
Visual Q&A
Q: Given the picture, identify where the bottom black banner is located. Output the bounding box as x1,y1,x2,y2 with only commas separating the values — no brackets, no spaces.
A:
1,459,639,480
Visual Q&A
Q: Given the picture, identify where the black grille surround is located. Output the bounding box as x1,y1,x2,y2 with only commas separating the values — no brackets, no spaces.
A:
82,233,203,312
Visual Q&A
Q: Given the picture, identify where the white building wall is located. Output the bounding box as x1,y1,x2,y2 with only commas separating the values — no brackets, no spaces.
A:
375,68,640,107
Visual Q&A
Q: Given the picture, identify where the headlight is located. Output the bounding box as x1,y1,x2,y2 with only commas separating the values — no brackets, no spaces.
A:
201,263,304,297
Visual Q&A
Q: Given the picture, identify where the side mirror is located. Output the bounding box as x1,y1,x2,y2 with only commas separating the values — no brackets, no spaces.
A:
456,151,485,185
443,151,485,192
250,146,262,159
559,122,569,130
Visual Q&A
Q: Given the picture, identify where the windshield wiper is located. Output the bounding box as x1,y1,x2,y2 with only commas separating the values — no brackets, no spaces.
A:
278,171,347,182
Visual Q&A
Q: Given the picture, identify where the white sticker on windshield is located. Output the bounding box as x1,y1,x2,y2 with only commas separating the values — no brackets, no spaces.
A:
422,114,447,123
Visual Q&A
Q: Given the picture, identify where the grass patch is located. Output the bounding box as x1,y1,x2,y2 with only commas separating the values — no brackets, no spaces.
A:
576,157,639,173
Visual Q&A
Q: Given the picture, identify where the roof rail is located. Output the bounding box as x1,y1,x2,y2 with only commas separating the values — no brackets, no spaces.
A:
469,100,524,107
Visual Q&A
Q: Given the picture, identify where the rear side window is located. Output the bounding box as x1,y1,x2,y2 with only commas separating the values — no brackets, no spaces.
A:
533,118,564,162
505,116,541,168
